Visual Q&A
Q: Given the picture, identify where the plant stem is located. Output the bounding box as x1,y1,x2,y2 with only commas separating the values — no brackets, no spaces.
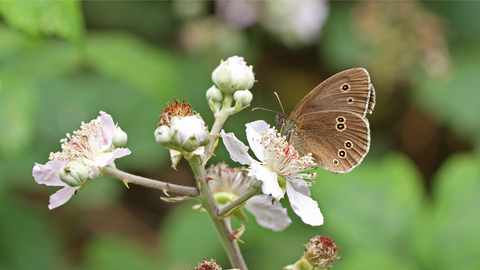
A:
102,167,200,197
204,94,234,165
217,187,260,217
188,156,247,270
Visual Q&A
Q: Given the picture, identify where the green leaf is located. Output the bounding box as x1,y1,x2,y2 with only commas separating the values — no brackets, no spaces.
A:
415,153,480,270
414,47,480,143
85,235,158,270
319,3,371,70
312,153,424,269
86,31,180,100
0,197,62,270
158,202,226,269
0,76,38,159
0,0,85,45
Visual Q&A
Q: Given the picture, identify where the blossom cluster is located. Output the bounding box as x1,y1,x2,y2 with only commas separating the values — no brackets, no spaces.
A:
33,112,130,209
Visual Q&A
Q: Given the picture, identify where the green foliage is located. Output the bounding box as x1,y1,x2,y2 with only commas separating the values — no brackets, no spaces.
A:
415,154,480,270
0,0,84,45
85,235,158,270
414,48,480,143
0,195,62,270
1,1,480,270
158,202,226,269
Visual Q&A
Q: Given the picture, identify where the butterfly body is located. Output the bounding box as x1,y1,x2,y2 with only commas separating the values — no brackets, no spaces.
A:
276,68,375,173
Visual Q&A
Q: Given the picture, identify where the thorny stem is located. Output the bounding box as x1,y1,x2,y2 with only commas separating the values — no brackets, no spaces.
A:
188,155,247,270
102,167,200,197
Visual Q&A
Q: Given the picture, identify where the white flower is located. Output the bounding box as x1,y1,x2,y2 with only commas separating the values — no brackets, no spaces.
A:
220,120,324,226
33,111,131,209
207,163,291,231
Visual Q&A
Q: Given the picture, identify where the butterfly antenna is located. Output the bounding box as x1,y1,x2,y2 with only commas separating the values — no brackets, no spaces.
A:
251,107,280,114
274,92,285,114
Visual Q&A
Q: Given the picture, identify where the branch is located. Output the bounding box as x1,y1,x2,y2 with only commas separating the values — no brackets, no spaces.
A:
102,167,200,197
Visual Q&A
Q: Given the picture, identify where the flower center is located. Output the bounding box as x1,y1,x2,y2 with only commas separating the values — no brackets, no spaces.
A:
213,191,239,208
49,120,104,162
260,130,317,182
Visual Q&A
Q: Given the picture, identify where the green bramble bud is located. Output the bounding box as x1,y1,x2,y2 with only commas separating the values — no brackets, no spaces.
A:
233,89,253,105
112,127,128,147
206,85,224,102
211,56,255,94
171,115,210,152
59,161,90,187
154,125,174,146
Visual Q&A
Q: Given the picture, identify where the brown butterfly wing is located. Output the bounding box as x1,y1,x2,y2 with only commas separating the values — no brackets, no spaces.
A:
290,68,375,120
289,111,371,173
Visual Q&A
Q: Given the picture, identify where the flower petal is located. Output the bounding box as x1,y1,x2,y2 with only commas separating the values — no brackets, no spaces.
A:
98,111,116,151
220,130,254,165
245,194,291,231
286,182,324,226
91,153,116,168
33,159,68,186
249,161,283,199
91,148,131,168
245,120,271,162
290,178,311,197
48,186,77,210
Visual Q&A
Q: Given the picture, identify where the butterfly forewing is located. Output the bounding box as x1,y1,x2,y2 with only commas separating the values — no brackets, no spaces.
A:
290,68,373,119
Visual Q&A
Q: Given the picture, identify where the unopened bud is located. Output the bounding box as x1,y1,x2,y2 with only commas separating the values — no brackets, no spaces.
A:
154,125,174,146
233,89,253,105
112,127,128,147
59,161,90,187
206,85,224,102
171,115,210,152
212,56,255,94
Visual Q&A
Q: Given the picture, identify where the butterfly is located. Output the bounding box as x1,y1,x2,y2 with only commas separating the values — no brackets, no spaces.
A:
276,68,375,173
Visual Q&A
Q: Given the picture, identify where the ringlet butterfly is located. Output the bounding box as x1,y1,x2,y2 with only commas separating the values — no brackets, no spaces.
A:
276,68,375,173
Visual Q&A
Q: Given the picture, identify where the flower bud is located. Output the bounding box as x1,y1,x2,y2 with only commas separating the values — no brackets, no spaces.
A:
171,115,210,152
154,125,174,146
59,161,90,187
206,85,224,102
233,89,253,105
112,126,128,147
212,56,255,94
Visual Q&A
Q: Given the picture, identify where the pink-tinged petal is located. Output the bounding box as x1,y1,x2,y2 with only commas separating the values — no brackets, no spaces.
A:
91,146,129,168
220,130,254,165
111,148,131,159
172,115,206,144
33,159,67,186
245,120,270,161
48,185,77,210
98,111,116,149
286,182,323,226
248,161,283,199
245,194,291,231
92,153,116,168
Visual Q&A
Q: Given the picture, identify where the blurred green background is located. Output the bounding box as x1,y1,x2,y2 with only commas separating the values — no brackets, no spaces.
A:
1,1,480,269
